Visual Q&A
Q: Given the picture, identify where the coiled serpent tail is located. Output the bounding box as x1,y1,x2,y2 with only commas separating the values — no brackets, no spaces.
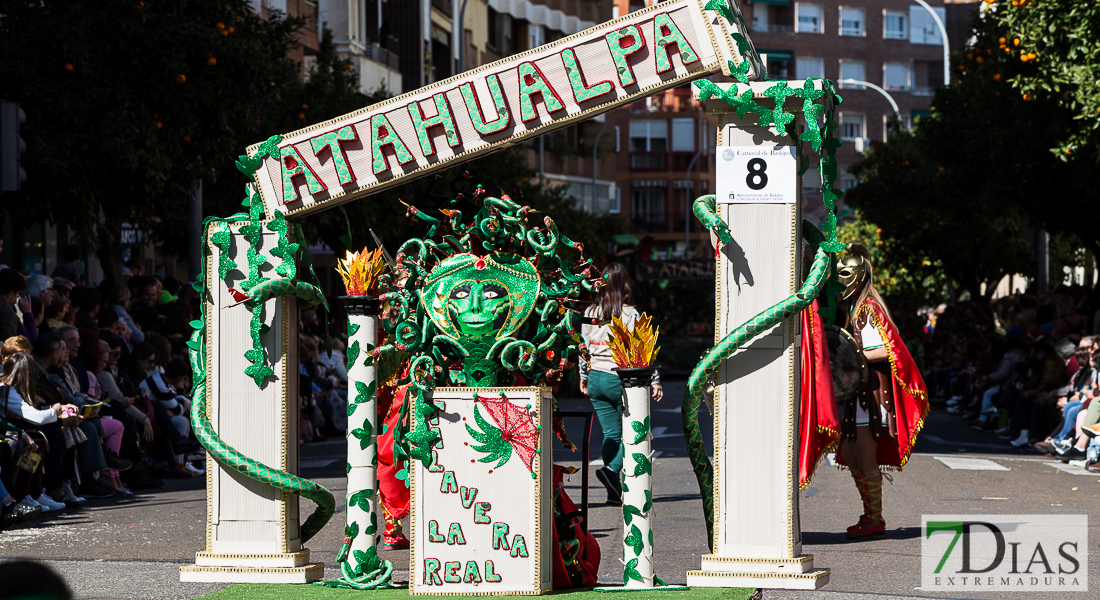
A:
190,277,336,543
681,195,831,548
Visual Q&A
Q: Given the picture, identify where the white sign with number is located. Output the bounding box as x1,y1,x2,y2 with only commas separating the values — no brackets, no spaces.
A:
716,144,797,204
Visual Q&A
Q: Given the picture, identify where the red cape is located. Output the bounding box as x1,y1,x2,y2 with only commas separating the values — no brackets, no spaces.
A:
377,383,410,521
836,297,929,470
799,301,840,490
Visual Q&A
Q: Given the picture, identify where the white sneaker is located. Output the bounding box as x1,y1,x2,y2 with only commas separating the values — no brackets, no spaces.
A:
1069,459,1087,468
1010,430,1031,447
35,493,66,511
183,462,205,476
21,495,41,507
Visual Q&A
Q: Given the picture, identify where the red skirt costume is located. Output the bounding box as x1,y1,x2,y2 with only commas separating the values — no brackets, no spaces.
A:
834,297,928,470
798,300,840,490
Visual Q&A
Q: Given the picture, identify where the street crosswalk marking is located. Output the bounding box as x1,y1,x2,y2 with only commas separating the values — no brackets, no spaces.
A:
1043,461,1096,476
934,456,1010,471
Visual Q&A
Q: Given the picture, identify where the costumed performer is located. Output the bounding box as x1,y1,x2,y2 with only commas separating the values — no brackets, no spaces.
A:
834,242,927,539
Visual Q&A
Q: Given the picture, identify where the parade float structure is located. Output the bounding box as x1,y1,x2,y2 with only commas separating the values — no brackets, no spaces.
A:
179,0,845,592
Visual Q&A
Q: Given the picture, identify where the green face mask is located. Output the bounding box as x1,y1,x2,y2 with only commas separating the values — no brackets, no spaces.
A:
447,280,511,336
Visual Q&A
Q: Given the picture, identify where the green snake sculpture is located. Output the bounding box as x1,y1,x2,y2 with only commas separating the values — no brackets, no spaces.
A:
681,195,832,547
190,213,337,544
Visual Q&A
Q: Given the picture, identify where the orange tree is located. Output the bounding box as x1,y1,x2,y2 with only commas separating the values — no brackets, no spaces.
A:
0,0,367,288
845,2,1100,298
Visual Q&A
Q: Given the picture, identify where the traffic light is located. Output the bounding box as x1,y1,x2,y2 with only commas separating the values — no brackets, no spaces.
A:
1,102,27,192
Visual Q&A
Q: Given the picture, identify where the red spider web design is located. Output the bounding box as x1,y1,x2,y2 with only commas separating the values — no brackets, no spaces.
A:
478,395,540,472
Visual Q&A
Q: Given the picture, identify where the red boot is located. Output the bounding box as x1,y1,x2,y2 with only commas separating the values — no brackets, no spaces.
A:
383,517,409,550
847,475,885,539
845,471,870,535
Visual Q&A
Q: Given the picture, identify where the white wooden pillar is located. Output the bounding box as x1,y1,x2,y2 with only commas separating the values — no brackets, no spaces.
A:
686,83,829,590
181,222,324,583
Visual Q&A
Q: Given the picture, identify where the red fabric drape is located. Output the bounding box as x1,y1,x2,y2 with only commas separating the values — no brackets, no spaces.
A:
799,301,840,490
376,384,410,521
550,465,601,589
835,297,929,470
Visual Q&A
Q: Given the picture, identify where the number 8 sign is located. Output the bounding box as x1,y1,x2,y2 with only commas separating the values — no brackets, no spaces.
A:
717,144,798,204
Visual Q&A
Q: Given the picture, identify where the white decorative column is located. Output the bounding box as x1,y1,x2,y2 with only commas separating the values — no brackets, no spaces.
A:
181,222,323,583
616,366,658,588
686,82,829,590
342,295,383,575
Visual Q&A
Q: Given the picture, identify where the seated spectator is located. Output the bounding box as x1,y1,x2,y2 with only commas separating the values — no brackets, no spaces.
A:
72,287,101,332
32,333,124,500
43,295,71,332
107,283,144,344
25,274,54,309
1,352,82,511
98,337,164,489
0,269,26,341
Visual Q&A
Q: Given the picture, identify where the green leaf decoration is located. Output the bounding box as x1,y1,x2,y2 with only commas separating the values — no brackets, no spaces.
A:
348,323,360,337
349,488,374,512
642,489,653,513
621,477,630,494
258,323,271,336
189,319,204,330
354,380,376,404
244,362,274,386
624,558,642,583
623,504,642,526
631,453,652,477
347,340,360,371
347,403,357,417
365,511,378,535
353,546,381,574
624,524,644,556
351,424,374,450
464,403,512,468
345,521,359,539
631,416,651,444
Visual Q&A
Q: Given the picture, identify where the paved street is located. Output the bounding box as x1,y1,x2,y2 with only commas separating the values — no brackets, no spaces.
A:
2,379,1098,599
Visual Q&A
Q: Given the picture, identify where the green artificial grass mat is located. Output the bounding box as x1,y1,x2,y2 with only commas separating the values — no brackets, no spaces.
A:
193,585,758,600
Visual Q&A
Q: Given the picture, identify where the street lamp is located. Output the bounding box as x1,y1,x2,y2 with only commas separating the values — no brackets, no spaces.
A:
913,0,951,86
837,79,901,121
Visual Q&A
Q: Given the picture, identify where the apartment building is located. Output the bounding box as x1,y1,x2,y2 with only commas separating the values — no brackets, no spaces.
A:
747,0,956,220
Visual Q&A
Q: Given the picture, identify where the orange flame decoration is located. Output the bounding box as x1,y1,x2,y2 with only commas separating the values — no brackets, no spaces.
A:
336,248,387,296
607,313,660,369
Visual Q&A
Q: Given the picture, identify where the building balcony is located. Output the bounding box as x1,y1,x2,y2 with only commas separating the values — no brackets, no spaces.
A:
750,23,795,35
910,86,935,96
365,43,400,72
630,152,710,173
631,152,666,171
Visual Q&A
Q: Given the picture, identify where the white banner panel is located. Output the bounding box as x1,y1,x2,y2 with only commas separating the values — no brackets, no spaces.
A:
248,0,759,218
716,144,797,204
410,387,552,596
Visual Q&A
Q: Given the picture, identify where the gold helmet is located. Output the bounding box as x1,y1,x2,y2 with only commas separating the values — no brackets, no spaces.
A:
837,242,872,300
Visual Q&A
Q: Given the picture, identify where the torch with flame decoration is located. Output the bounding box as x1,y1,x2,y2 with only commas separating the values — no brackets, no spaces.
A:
600,313,680,590
331,247,395,589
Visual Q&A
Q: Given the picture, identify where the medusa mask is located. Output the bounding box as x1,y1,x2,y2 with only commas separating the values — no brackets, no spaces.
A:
420,253,541,340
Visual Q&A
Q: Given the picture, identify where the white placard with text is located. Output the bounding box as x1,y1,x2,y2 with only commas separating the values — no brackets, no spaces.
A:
716,144,797,204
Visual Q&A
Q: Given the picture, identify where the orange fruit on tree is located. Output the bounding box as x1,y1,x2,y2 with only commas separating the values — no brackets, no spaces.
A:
176,74,186,83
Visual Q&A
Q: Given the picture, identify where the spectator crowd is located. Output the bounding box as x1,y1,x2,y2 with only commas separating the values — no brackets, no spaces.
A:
919,284,1100,470
1,248,204,528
